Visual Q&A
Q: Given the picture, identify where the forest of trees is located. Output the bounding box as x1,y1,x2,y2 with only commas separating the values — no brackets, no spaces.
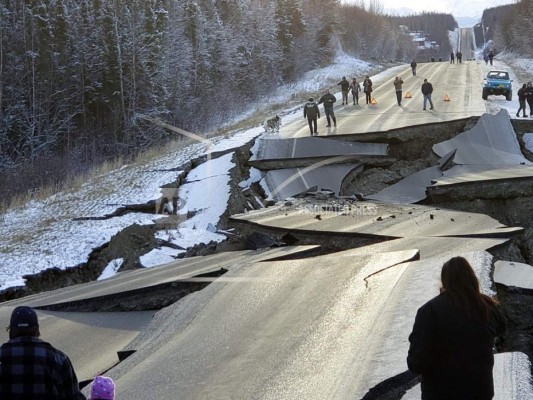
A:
0,0,452,202
487,0,533,57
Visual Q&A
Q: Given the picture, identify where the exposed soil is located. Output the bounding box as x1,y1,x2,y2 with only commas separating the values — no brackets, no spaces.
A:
2,117,533,389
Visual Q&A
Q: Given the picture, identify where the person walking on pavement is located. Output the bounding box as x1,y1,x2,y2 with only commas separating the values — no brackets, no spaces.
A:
407,256,506,400
338,76,350,105
525,81,533,117
450,51,455,64
517,84,528,118
410,60,417,76
349,78,361,105
394,76,404,106
421,79,434,110
0,306,86,399
363,75,373,104
318,89,337,127
303,97,320,135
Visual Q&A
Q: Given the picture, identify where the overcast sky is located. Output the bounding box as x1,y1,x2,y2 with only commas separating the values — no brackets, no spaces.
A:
342,0,517,18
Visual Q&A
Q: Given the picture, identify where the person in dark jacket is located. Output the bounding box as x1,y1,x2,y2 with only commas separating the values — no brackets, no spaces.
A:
488,50,494,65
407,257,506,400
303,97,320,135
525,81,533,117
318,89,337,128
349,78,361,105
421,79,434,110
0,306,86,399
338,77,350,105
363,76,373,104
410,60,417,76
450,51,455,64
517,83,527,118
393,76,404,106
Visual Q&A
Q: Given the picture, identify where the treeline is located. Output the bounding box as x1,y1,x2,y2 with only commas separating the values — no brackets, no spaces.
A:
0,0,443,202
486,0,533,57
341,2,415,61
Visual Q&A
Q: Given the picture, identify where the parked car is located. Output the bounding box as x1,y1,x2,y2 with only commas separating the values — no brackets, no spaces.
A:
482,70,512,101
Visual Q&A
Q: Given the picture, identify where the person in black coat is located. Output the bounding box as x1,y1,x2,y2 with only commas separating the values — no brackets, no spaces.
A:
363,76,373,104
303,97,320,135
517,84,527,118
410,60,417,76
421,79,434,110
407,256,506,400
525,81,533,117
488,50,494,65
318,89,337,128
338,77,350,105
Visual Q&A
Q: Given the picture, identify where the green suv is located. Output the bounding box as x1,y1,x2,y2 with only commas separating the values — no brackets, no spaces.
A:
482,70,512,101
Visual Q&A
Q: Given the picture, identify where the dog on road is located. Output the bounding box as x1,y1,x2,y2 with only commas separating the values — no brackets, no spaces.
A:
263,115,281,132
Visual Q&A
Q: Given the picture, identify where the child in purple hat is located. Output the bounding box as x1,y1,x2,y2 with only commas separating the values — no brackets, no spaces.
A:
88,375,115,400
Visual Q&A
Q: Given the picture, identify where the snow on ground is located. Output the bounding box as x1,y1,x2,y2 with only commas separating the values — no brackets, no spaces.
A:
476,57,525,117
139,247,183,268
448,29,459,53
226,52,380,125
1,51,532,290
98,258,124,280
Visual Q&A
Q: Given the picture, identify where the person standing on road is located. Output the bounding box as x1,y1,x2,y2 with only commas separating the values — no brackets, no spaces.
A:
0,306,86,399
338,76,350,105
517,84,528,118
525,81,533,117
303,97,320,135
318,89,337,128
410,60,417,76
363,75,373,104
393,76,404,106
488,50,494,65
407,256,506,400
421,79,434,110
450,51,455,64
349,78,361,105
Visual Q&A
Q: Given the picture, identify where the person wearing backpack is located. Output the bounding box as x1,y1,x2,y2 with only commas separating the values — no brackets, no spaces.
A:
303,97,320,135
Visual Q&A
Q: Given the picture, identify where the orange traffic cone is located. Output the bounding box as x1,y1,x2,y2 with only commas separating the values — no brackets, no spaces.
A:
444,94,450,101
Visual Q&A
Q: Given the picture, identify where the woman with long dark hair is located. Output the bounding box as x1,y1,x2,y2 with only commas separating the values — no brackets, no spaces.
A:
407,257,506,400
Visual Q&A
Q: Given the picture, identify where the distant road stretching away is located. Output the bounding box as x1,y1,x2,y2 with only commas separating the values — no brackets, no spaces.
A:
281,30,488,137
